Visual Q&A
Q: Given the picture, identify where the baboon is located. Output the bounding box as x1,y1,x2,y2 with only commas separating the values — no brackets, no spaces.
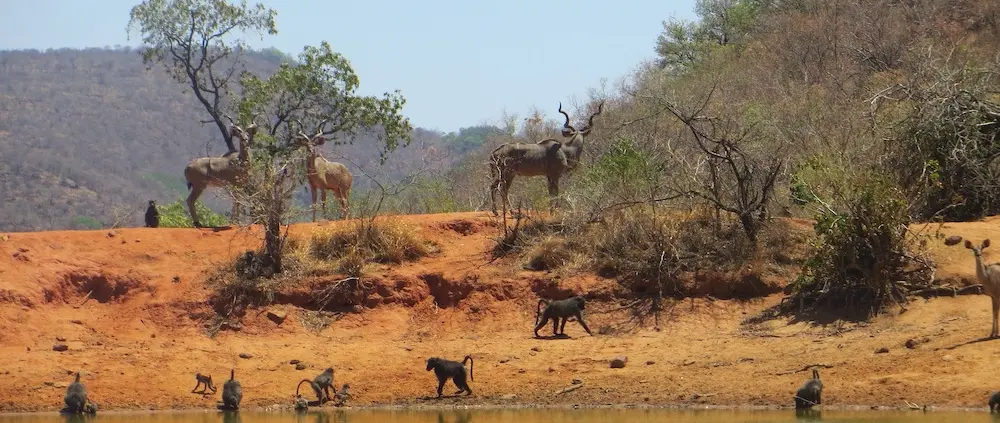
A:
426,356,474,398
63,372,88,414
221,368,242,410
794,369,823,409
192,373,217,394
294,394,309,411
534,296,593,338
296,367,335,404
333,383,351,405
990,390,1000,413
144,200,159,228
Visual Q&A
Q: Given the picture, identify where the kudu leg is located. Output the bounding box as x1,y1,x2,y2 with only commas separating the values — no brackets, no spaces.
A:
338,190,350,220
321,189,329,221
546,176,560,212
186,185,206,228
500,177,514,216
310,186,318,222
990,296,1000,338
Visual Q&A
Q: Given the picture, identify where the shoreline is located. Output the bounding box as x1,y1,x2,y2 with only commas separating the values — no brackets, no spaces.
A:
0,402,989,415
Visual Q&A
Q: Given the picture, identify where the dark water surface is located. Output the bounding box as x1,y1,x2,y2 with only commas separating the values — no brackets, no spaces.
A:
0,409,994,423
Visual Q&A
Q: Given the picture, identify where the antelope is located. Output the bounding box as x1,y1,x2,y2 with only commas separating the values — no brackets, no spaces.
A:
294,128,353,221
489,101,603,216
182,117,257,228
963,238,1000,338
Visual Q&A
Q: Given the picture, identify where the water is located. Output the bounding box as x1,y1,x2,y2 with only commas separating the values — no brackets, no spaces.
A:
0,409,993,423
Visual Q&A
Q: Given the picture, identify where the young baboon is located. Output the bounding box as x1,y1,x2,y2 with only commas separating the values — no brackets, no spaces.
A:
426,356,474,398
192,373,217,394
794,369,823,409
294,394,309,411
63,372,88,414
296,367,335,404
333,383,351,406
990,391,1000,413
221,369,242,410
534,296,593,338
144,200,160,228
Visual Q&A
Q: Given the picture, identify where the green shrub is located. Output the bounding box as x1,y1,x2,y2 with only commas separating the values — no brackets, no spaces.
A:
789,173,933,319
156,199,229,228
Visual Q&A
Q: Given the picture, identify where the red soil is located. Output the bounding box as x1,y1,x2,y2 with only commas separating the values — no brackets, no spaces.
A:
0,212,998,412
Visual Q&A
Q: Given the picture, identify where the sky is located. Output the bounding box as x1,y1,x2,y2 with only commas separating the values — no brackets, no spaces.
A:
0,0,697,133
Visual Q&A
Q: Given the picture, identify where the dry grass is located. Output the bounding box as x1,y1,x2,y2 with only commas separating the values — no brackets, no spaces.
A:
309,219,438,275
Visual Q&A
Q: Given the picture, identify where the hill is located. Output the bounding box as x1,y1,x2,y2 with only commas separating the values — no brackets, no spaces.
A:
0,48,483,232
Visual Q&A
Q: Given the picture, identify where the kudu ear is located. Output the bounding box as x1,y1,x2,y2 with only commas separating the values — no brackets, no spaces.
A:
984,239,992,249
965,240,974,249
313,135,327,146
560,127,575,137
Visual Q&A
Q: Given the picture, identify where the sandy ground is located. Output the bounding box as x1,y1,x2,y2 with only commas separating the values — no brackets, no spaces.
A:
1,212,1000,413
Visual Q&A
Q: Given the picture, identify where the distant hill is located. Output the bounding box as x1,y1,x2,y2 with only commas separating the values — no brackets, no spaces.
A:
0,47,487,232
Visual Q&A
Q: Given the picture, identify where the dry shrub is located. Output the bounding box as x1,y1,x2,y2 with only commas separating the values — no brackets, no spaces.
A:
524,235,582,271
491,214,565,259
309,219,437,272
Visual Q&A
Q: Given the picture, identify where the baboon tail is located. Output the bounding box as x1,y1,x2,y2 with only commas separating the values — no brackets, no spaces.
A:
535,299,549,325
463,355,474,382
295,379,313,397
187,181,193,190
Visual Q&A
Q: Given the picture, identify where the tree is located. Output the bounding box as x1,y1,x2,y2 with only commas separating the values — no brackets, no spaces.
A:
654,0,763,72
127,0,277,152
231,41,412,274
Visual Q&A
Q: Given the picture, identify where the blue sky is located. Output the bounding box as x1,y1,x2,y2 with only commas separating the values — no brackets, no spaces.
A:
0,0,697,132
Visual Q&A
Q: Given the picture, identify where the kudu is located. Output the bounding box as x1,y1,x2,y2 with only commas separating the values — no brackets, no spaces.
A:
293,124,353,221
183,116,257,228
963,238,1000,338
489,101,603,216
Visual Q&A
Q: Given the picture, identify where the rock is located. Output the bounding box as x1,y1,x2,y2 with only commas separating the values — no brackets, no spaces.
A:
106,230,117,238
500,394,517,400
44,381,55,386
70,320,83,325
53,344,69,352
572,379,583,385
905,337,930,349
530,346,541,352
56,336,66,342
645,360,655,365
296,363,308,370
239,353,253,359
548,367,555,372
220,321,242,332
682,359,695,366
266,310,287,325
610,356,628,369
403,346,414,351
289,360,301,365
875,347,889,354
499,358,510,364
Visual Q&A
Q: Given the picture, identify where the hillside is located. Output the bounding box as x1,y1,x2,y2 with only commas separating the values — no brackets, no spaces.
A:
0,213,998,412
0,48,473,232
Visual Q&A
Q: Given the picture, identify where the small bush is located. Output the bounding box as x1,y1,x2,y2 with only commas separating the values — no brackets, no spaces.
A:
156,199,229,228
207,249,286,317
524,236,580,271
788,173,933,319
309,220,436,273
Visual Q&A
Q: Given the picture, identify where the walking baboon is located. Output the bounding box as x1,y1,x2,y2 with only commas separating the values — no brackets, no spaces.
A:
63,372,88,414
534,296,593,338
794,369,823,409
221,369,242,410
426,356,474,398
296,367,335,404
144,200,159,228
990,391,1000,413
192,373,217,394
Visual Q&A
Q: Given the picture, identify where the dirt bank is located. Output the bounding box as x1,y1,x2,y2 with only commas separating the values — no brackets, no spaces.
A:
0,212,998,413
